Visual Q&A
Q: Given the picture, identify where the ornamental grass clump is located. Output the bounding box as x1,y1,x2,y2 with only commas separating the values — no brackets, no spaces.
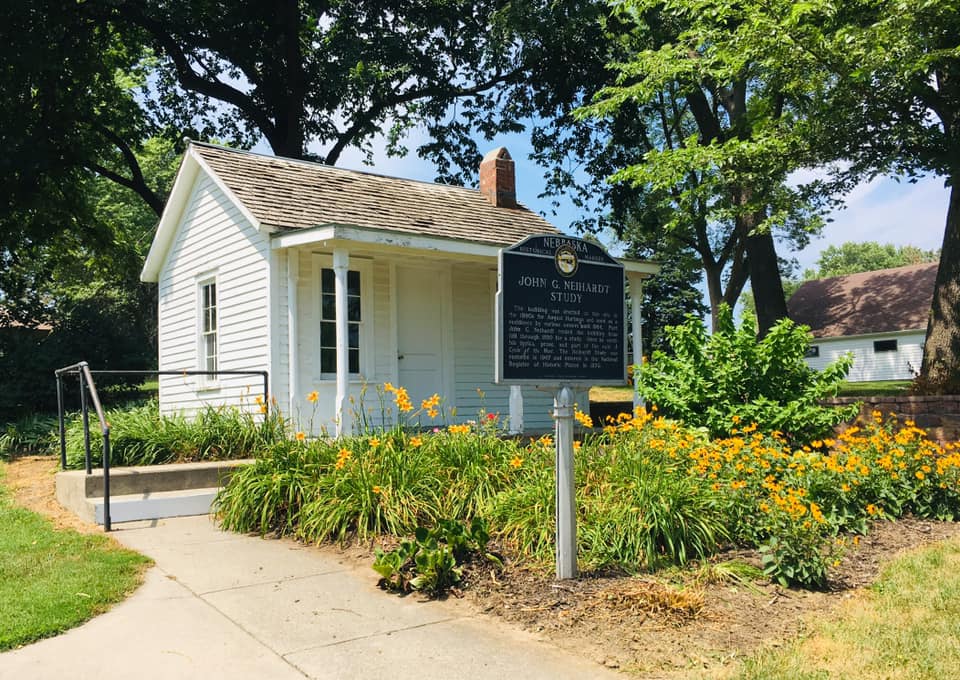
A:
579,405,960,588
63,400,286,468
578,412,729,571
488,417,729,572
218,413,528,545
0,414,58,460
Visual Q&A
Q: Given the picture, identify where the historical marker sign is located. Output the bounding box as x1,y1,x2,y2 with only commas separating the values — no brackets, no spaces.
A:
495,234,626,385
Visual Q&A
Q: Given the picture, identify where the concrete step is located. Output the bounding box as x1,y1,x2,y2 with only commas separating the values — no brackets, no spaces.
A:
56,459,251,526
91,487,220,525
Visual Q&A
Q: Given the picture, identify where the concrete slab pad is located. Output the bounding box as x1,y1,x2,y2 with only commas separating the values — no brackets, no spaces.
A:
113,517,351,594
112,514,232,540
204,572,453,655
0,568,304,680
284,615,617,680
4,515,618,680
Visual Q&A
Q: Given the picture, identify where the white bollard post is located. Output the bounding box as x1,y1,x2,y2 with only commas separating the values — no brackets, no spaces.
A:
554,385,578,579
509,384,524,434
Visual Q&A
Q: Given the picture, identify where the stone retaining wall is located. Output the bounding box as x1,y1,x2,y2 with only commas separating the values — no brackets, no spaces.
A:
823,395,960,442
590,396,960,443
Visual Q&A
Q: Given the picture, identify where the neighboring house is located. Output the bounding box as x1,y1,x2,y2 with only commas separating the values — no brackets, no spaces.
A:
140,142,658,434
787,262,938,382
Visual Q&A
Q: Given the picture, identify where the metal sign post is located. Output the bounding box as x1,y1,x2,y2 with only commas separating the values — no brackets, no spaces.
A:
554,385,577,579
495,234,626,580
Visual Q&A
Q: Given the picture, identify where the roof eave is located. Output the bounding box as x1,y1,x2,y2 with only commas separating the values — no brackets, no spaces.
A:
140,151,199,282
271,223,507,260
140,145,267,282
810,327,927,340
270,223,661,275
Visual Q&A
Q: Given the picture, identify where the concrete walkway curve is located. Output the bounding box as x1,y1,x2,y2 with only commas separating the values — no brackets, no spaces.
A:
0,516,617,679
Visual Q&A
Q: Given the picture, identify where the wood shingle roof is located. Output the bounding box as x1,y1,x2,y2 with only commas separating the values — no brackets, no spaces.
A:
192,142,559,246
787,262,937,338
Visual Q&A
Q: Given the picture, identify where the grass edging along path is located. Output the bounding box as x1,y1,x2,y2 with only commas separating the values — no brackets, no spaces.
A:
736,535,960,680
0,464,151,651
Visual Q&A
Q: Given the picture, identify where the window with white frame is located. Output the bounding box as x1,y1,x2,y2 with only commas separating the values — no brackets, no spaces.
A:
199,279,218,373
314,255,371,378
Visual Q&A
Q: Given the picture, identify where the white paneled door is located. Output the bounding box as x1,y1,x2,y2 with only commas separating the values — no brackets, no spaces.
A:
397,265,446,403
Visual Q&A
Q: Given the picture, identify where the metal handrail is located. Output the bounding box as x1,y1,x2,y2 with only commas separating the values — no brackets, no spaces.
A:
54,366,270,532
55,361,113,530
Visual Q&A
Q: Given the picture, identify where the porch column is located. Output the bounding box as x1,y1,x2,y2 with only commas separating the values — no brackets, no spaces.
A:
628,274,645,411
287,250,299,419
333,248,350,436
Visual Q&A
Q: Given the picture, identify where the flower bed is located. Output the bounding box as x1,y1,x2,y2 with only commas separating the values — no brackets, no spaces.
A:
216,385,960,589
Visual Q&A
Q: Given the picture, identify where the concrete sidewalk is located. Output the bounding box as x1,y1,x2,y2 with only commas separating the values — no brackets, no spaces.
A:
1,516,616,679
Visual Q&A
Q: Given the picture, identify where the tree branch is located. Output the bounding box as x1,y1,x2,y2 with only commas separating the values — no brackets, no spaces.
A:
686,86,724,142
85,161,161,215
107,3,280,146
83,125,165,215
323,68,525,166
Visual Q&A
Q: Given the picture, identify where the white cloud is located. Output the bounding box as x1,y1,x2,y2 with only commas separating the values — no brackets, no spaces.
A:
790,175,949,271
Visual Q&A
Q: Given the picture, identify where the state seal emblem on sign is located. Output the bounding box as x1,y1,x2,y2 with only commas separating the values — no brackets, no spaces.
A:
555,245,579,277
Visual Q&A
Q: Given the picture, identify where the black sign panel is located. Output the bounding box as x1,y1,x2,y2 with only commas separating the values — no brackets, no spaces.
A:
495,235,626,384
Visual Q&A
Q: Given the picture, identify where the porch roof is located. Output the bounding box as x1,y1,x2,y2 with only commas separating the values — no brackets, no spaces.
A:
271,224,661,277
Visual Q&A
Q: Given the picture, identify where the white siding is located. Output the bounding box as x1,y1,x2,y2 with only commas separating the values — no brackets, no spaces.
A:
156,174,271,416
805,331,925,382
451,264,558,431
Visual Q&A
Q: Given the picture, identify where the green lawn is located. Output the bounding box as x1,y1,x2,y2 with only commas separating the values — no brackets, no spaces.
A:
0,465,151,651
589,385,634,402
836,380,912,397
735,535,960,680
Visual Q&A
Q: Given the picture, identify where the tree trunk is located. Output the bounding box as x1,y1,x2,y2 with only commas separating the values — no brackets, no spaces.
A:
263,0,307,159
704,261,724,330
919,181,960,393
743,213,788,337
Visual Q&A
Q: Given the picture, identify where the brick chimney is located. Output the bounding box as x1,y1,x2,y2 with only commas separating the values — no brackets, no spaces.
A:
479,147,517,208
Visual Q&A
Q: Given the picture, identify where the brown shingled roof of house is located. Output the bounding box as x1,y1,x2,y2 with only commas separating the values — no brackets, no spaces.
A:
787,262,938,338
191,142,558,246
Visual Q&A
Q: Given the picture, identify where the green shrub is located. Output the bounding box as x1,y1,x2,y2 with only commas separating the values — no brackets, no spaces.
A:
636,304,857,446
0,286,154,421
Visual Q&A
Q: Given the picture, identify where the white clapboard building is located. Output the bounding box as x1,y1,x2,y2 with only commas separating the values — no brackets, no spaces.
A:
787,263,937,382
141,142,658,434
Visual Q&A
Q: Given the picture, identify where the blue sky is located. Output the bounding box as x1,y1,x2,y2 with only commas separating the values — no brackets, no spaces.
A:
323,130,950,288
